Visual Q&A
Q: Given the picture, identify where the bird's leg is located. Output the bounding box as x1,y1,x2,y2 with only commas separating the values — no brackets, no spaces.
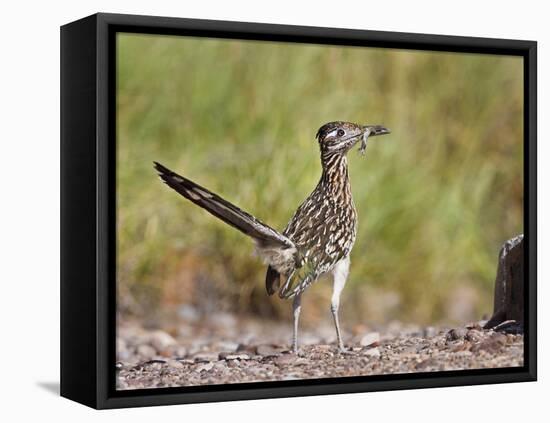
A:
331,305,344,352
331,257,350,352
292,293,302,353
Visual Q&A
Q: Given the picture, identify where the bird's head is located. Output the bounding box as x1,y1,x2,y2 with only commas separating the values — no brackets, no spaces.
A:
316,121,390,156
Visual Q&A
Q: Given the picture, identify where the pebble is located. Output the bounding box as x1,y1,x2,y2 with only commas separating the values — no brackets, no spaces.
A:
471,333,507,353
193,352,219,363
309,352,331,360
160,345,187,359
219,352,251,361
217,341,240,352
465,330,483,343
148,330,177,352
360,332,380,347
136,344,156,359
446,328,468,342
363,347,381,358
166,360,185,368
466,322,483,330
195,362,214,372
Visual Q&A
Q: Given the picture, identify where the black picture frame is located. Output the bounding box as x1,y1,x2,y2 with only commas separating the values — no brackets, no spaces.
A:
60,12,537,409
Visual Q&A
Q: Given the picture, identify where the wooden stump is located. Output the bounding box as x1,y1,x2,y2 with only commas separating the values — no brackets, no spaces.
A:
484,234,524,331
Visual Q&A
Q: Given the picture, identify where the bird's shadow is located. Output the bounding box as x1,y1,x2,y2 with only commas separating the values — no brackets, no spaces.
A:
36,381,60,396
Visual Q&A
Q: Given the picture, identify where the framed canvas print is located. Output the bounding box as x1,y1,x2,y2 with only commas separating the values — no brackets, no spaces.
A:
60,13,537,409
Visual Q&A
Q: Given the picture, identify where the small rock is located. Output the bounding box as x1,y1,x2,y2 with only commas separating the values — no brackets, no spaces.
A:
218,351,233,360
471,333,507,353
213,362,228,370
360,332,380,347
172,346,188,359
136,344,156,359
446,328,467,342
193,352,219,363
219,352,250,361
309,352,331,360
435,339,447,349
363,347,381,358
148,330,177,352
166,360,184,368
465,330,483,343
195,362,214,372
217,341,240,352
466,322,483,331
144,359,166,364
158,344,187,358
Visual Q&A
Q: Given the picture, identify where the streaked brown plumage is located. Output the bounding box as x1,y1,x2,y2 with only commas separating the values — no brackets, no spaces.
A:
155,121,390,352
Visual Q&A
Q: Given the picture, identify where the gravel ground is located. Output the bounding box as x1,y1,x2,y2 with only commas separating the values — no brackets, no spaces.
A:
116,317,523,390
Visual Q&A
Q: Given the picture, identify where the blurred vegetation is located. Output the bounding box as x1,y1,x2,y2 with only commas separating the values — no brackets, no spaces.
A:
116,33,523,327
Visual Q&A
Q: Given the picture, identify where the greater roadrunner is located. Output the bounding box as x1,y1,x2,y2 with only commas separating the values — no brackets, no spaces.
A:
154,121,390,352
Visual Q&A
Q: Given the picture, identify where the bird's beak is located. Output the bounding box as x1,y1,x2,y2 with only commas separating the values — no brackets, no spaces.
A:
363,125,391,137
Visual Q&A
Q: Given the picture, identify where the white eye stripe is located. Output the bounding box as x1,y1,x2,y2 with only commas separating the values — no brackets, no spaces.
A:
327,129,341,138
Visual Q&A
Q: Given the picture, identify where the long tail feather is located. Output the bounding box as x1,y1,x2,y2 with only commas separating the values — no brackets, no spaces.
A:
154,162,294,249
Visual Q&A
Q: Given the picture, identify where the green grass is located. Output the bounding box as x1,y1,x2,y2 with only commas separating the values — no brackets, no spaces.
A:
116,33,523,326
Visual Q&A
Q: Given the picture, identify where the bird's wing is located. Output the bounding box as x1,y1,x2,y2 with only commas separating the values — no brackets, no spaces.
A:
277,203,350,298
154,161,295,251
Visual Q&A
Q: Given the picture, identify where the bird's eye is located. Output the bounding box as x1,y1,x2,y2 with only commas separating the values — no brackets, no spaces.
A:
337,129,345,137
